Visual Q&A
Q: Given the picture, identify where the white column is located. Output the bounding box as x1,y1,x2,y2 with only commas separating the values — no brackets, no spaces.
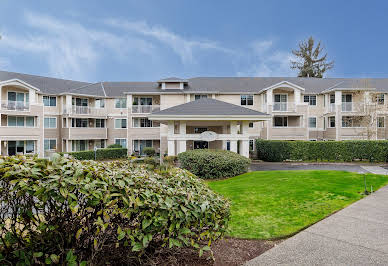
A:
294,89,301,105
240,140,250,158
127,94,133,111
241,121,249,135
167,121,175,156
66,95,72,114
179,82,184,90
29,89,36,105
335,90,342,141
0,85,2,110
168,140,175,156
230,121,238,135
185,94,190,103
178,121,186,154
230,140,238,153
267,89,273,105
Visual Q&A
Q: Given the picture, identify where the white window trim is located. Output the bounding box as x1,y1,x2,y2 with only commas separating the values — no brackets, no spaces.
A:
132,117,158,128
114,98,127,109
94,98,105,109
377,117,385,128
304,95,317,106
114,118,127,129
308,116,317,128
44,138,57,151
241,94,254,106
43,95,57,107
44,117,57,129
114,138,128,148
328,117,336,128
6,116,36,128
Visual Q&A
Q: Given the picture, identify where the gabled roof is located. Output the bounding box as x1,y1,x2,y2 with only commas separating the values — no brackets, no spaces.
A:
150,98,269,117
66,82,106,97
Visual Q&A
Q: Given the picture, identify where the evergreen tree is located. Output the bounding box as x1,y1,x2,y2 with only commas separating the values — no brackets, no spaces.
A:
291,36,334,78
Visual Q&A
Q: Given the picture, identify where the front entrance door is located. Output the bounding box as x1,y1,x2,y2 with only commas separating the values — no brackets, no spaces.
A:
194,141,208,149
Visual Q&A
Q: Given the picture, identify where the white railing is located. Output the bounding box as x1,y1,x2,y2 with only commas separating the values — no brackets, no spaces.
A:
342,102,353,112
0,100,29,111
63,106,107,116
272,102,295,112
329,103,336,112
131,105,160,114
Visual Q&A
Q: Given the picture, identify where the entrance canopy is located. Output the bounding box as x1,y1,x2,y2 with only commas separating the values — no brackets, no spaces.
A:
148,98,270,121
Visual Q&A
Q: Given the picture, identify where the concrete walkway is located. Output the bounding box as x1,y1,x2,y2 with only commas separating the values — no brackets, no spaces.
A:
246,171,388,266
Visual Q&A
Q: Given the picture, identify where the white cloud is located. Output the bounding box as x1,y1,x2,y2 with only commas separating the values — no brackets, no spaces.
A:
0,11,156,80
237,40,297,77
105,19,233,64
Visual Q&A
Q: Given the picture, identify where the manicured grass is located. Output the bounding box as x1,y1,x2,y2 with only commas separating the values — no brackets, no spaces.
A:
207,170,388,239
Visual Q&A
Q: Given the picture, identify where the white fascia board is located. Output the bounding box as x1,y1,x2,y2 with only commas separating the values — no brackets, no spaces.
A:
259,81,306,93
0,79,41,92
148,115,271,121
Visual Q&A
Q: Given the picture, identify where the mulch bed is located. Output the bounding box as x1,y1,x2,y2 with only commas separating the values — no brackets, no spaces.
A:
146,238,281,266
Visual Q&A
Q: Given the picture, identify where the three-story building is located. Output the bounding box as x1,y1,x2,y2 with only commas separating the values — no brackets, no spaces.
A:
0,71,387,158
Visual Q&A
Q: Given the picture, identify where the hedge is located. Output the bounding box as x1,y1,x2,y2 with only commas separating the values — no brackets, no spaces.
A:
178,149,251,179
61,147,127,160
256,139,388,162
0,154,230,264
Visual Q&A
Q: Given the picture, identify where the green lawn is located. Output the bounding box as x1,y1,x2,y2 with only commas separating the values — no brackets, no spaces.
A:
207,170,388,239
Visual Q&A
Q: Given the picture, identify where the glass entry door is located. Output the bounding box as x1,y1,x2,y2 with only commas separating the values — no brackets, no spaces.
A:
8,141,24,155
193,141,208,149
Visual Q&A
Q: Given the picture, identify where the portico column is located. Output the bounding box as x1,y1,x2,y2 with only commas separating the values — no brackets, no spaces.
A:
230,140,237,153
294,89,301,105
240,140,250,158
168,121,175,156
335,90,342,141
178,121,186,154
230,120,238,153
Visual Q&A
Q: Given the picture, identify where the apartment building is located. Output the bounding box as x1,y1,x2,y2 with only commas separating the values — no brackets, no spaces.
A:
0,70,388,158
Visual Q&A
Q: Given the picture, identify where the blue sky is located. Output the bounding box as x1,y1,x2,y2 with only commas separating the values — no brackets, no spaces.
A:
0,0,387,82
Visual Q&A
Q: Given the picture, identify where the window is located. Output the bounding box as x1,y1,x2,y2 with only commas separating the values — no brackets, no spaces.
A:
95,99,105,108
304,95,317,106
44,139,57,150
194,95,208,100
72,140,88,151
329,116,335,128
7,116,34,127
241,95,253,105
133,97,152,105
330,94,335,104
274,117,288,127
226,141,230,151
115,138,127,148
249,122,254,128
26,140,35,154
43,96,57,107
308,117,317,128
274,94,287,111
377,94,385,105
194,127,208,133
73,97,88,107
95,119,105,128
132,118,155,128
378,117,385,128
72,118,88,128
342,94,353,112
133,140,153,155
342,116,361,128
115,98,127,108
44,117,57,128
95,139,106,149
249,140,254,151
115,119,127,129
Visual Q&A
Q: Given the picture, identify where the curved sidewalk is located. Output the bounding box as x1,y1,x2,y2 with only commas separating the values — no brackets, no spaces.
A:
246,168,388,266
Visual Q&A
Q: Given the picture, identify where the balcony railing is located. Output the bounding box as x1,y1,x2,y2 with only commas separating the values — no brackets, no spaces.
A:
329,103,336,112
342,102,353,112
272,102,295,112
131,105,160,114
0,100,29,111
63,106,107,116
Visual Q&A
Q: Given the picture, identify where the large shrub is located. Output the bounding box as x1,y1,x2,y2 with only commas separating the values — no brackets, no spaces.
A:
0,155,229,265
256,139,388,162
142,147,156,157
178,149,251,179
61,147,127,160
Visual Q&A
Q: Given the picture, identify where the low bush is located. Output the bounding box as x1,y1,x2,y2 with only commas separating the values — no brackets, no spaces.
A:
256,139,388,162
61,147,128,160
143,147,156,157
107,143,122,149
164,155,177,165
0,155,229,265
178,149,251,179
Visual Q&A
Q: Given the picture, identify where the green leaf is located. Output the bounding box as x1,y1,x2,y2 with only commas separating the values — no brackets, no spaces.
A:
142,219,152,230
33,252,43,257
75,228,82,240
132,242,143,252
50,254,59,264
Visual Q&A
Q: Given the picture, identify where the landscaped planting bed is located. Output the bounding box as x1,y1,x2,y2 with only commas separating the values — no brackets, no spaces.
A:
208,170,388,239
0,155,229,265
256,139,388,162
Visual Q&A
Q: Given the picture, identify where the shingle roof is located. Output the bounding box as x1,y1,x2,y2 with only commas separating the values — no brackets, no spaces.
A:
3,70,388,97
0,70,90,94
150,98,269,116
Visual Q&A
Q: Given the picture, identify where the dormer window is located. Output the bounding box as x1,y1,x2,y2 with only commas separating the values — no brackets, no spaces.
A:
158,77,188,90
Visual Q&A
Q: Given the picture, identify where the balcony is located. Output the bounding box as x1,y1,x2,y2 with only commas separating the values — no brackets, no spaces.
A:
341,102,365,113
66,127,107,140
272,102,296,112
0,126,41,137
63,106,107,116
131,105,160,114
0,100,29,111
